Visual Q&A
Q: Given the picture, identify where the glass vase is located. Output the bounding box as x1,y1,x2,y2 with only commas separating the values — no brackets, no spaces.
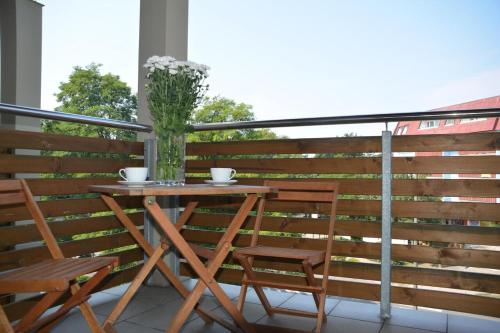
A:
156,132,185,186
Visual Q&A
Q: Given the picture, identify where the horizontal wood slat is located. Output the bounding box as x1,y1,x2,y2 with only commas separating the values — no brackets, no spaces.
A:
186,213,500,246
182,230,500,269
4,264,143,321
25,177,120,196
0,231,138,272
180,265,500,317
0,212,144,248
183,196,499,221
186,132,500,155
0,196,143,224
0,154,143,173
222,257,500,294
0,129,144,155
187,177,500,198
186,156,500,174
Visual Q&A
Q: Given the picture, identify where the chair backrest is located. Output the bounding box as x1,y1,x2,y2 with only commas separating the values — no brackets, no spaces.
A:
249,180,339,252
0,179,64,259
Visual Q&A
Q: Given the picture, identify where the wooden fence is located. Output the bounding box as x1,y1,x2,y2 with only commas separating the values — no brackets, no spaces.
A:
0,129,145,320
0,128,499,319
182,131,500,317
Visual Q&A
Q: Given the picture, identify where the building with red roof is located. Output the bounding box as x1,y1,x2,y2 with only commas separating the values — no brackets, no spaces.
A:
394,95,499,226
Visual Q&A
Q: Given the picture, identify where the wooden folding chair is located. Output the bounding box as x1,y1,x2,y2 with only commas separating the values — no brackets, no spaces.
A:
0,179,119,333
233,180,339,333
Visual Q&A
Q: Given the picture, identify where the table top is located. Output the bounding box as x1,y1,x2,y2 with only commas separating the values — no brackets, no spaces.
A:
89,184,272,196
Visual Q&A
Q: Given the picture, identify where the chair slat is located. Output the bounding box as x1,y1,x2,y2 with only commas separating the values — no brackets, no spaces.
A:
270,190,334,202
0,179,119,331
0,192,25,206
0,180,22,192
235,179,339,333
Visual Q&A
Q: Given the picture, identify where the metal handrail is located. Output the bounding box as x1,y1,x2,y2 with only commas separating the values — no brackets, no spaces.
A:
2,102,499,132
192,107,500,131
0,103,153,132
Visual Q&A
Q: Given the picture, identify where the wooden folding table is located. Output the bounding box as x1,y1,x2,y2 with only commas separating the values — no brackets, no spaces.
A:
89,184,271,333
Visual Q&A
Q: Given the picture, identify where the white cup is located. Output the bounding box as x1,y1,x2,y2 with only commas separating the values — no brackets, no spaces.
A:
119,167,148,182
210,168,236,182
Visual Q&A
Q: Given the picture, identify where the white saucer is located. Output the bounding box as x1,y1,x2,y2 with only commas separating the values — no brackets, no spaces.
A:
118,180,158,187
204,180,238,187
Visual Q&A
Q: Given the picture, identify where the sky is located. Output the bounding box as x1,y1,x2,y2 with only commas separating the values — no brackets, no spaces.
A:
40,0,500,138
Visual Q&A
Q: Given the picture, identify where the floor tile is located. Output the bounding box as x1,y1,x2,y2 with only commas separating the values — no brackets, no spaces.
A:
280,293,340,315
330,300,383,323
448,314,500,333
102,283,131,296
131,285,182,304
214,301,268,323
257,313,317,332
320,316,382,333
182,279,243,299
125,298,199,330
114,320,162,333
180,317,231,332
380,324,441,333
92,296,159,322
386,307,447,332
242,287,295,307
51,312,106,333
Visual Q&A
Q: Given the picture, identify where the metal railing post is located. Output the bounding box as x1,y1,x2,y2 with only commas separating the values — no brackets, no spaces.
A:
143,138,180,286
380,128,392,319
144,138,157,248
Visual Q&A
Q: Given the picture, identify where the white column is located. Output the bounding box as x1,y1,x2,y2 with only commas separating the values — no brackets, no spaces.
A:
137,0,188,131
0,0,42,131
138,0,189,286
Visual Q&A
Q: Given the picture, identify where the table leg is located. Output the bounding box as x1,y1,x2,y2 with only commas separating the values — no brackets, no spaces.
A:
146,195,259,333
100,195,213,324
104,241,167,326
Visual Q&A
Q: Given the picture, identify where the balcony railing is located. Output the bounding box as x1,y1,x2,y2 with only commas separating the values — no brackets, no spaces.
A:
0,103,499,322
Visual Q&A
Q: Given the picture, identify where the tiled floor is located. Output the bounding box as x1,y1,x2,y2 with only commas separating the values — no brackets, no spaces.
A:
50,280,500,333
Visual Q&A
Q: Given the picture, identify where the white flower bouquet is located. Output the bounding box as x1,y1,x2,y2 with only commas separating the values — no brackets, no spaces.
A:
144,55,209,183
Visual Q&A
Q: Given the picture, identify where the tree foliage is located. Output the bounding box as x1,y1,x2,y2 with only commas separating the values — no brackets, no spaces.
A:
42,63,137,141
188,97,280,142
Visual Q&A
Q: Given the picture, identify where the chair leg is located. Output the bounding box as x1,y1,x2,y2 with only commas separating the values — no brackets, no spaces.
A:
38,265,113,333
104,243,165,327
0,305,14,333
238,255,274,316
13,291,65,332
236,281,248,312
315,293,327,333
303,260,328,325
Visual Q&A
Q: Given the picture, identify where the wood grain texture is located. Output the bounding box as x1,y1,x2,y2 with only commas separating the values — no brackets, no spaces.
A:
187,177,500,198
3,264,143,321
186,132,500,155
182,230,500,268
0,212,144,248
180,265,500,317
0,129,144,155
224,258,500,294
186,156,500,174
0,196,143,224
183,196,499,221
0,154,143,173
25,178,120,196
0,232,137,272
186,213,500,245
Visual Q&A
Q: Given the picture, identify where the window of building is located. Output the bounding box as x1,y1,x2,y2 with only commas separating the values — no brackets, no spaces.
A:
444,119,455,126
395,125,408,135
419,120,439,129
460,118,486,123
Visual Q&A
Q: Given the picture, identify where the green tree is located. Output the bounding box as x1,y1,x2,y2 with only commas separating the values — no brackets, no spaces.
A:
43,63,137,141
188,97,279,143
